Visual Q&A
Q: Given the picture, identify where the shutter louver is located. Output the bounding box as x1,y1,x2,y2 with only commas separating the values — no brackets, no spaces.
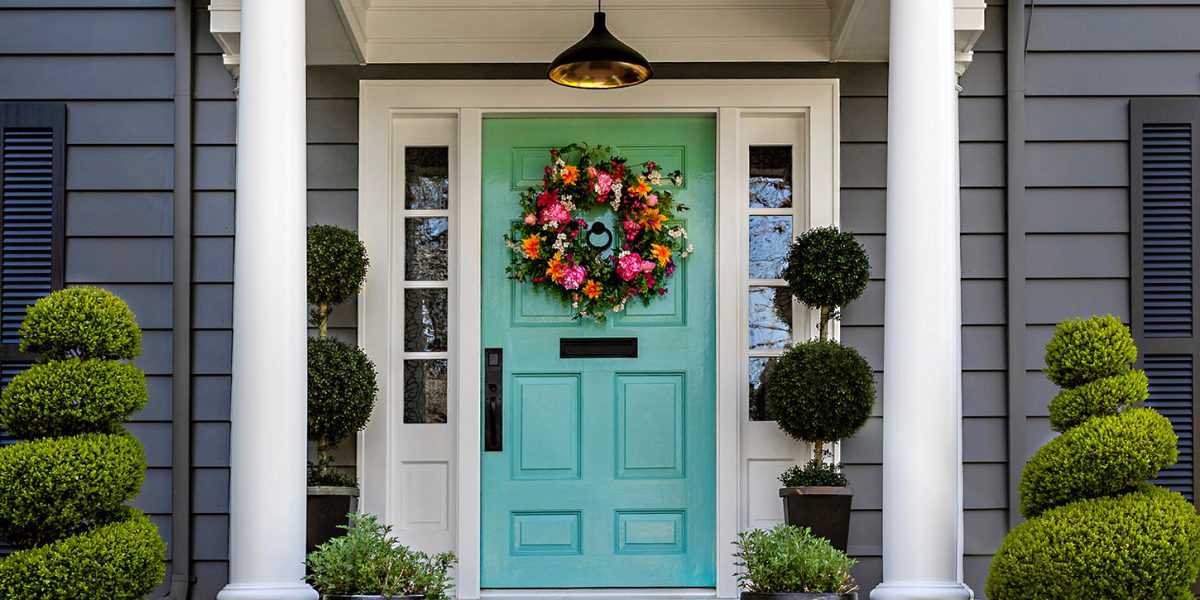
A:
1,129,56,344
1131,99,1200,503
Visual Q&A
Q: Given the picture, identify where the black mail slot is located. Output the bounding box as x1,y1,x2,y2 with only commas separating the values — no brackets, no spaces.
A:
560,337,638,359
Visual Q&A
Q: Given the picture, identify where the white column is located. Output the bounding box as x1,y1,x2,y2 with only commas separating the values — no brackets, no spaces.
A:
218,1,317,599
871,0,971,599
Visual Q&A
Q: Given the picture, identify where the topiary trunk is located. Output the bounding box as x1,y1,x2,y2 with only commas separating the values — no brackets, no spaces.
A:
986,315,1200,599
0,288,166,598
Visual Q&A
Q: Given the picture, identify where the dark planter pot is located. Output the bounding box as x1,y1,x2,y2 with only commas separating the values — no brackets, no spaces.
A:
779,486,853,552
741,593,857,600
307,486,360,554
323,596,423,599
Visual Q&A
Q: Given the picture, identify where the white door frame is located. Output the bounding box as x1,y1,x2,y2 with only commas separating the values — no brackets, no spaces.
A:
357,80,839,599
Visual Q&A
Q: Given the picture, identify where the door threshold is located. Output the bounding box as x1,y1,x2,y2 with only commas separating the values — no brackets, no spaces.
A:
480,589,719,600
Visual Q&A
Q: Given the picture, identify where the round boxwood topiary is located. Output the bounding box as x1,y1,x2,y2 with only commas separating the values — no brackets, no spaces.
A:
1048,369,1148,433
308,225,369,317
765,339,875,459
0,358,148,439
781,226,870,330
18,287,141,361
1018,407,1177,518
0,509,166,600
0,432,146,547
309,336,378,477
1043,314,1137,388
987,485,1200,600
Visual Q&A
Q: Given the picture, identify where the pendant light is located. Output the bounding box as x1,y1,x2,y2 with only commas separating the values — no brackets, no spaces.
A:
548,0,653,89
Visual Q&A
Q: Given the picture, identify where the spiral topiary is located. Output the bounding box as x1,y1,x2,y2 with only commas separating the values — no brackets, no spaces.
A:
0,288,165,598
987,315,1200,599
765,339,875,462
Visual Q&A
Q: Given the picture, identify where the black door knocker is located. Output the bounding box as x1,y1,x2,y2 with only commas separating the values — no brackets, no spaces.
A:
586,221,613,252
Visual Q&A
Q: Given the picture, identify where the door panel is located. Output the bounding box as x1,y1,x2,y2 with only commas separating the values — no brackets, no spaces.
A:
480,116,716,588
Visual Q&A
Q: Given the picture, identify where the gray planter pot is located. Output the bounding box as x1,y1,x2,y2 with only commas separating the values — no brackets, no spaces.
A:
323,596,423,599
741,593,857,600
307,486,360,555
779,486,853,552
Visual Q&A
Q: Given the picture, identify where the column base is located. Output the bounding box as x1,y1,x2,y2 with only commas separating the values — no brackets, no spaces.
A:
870,582,973,600
218,582,319,600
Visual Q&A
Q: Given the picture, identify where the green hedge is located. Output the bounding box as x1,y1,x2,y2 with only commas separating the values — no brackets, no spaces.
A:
0,432,145,547
1048,369,1148,433
0,511,167,600
308,336,378,446
1043,315,1137,388
308,225,370,308
18,288,141,361
765,339,875,448
0,359,147,439
987,485,1200,600
1019,407,1177,519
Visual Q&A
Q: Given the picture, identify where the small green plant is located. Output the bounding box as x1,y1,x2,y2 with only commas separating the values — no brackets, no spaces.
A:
733,524,857,594
0,288,164,598
779,456,849,488
781,226,870,341
307,225,377,487
766,339,875,463
306,513,456,599
987,315,1200,599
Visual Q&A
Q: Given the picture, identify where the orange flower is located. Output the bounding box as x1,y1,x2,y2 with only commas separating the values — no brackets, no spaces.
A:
641,207,667,232
522,234,544,259
583,279,603,299
650,243,672,266
561,165,579,186
546,252,565,282
631,177,651,198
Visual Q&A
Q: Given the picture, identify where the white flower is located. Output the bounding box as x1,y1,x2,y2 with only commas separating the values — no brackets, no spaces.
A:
668,227,687,239
649,170,663,185
674,175,684,186
505,239,519,250
614,302,625,312
618,250,630,258
687,243,695,253
610,200,621,211
611,183,623,195
555,158,566,167
572,302,579,308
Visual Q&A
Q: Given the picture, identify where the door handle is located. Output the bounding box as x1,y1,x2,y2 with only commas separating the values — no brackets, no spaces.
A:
484,348,503,452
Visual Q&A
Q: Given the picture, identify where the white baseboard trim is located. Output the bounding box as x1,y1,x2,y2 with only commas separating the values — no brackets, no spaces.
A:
479,589,722,600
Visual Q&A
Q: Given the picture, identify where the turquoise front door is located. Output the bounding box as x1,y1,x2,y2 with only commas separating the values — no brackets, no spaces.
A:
480,116,717,588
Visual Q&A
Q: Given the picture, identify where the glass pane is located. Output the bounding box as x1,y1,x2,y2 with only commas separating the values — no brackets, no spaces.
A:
749,357,776,422
405,146,449,210
749,146,793,209
404,288,448,352
404,359,449,424
749,286,792,351
405,217,449,281
749,215,792,280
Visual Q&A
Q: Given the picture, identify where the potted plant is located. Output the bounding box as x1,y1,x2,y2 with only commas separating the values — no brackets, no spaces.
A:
986,315,1200,598
0,288,166,597
766,226,874,551
308,224,379,553
734,524,858,599
306,512,456,599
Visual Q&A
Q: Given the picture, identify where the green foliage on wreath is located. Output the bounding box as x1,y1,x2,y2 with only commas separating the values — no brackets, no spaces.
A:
504,144,691,322
18,287,141,360
0,359,147,439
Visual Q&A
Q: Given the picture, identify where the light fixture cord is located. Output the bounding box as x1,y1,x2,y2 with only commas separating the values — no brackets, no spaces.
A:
598,0,602,12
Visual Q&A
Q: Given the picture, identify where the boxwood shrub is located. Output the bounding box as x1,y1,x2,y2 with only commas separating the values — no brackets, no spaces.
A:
1043,314,1137,388
1048,369,1148,432
0,432,146,547
0,510,166,600
17,287,141,361
308,224,369,312
987,485,1200,600
0,358,147,439
1019,407,1177,518
781,226,870,314
765,339,875,459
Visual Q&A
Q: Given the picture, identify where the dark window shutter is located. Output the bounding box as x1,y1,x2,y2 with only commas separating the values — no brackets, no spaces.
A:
0,104,66,431
1131,99,1199,501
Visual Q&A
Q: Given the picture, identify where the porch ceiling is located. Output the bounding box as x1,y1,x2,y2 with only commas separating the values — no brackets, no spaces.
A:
209,0,986,73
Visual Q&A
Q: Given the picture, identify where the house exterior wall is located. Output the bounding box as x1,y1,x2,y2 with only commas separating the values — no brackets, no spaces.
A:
0,1,1198,598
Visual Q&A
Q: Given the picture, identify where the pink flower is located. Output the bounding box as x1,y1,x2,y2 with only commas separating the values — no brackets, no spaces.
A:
623,219,642,240
594,172,613,198
524,214,537,225
641,260,655,273
540,202,571,224
617,253,644,281
646,194,658,206
560,264,587,290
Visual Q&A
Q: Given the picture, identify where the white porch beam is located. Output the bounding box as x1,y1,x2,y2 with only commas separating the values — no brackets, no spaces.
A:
217,0,316,599
872,0,971,599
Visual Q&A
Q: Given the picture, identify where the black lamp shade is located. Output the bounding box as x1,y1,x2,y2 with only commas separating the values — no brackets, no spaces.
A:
548,12,653,89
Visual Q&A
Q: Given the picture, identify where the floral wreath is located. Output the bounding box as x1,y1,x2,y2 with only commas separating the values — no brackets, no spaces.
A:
505,144,694,323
